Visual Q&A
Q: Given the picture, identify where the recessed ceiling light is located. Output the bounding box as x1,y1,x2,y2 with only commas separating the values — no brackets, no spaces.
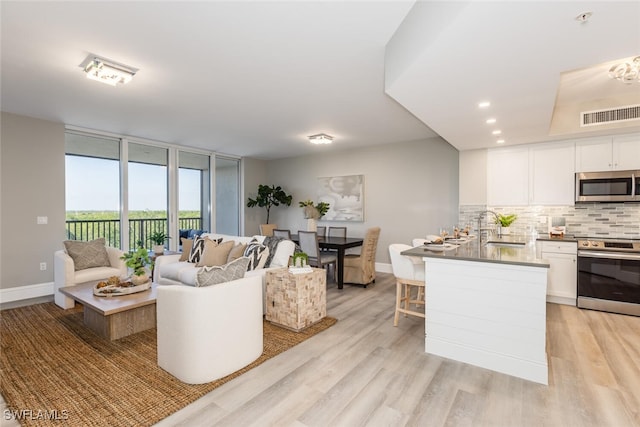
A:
486,118,497,124
308,133,333,145
492,130,502,135
478,101,491,108
496,139,505,144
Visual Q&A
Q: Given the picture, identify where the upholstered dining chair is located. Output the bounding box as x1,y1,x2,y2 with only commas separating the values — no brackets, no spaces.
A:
328,226,347,238
273,229,292,239
297,230,336,279
259,224,277,237
389,243,425,326
316,226,327,238
343,226,381,287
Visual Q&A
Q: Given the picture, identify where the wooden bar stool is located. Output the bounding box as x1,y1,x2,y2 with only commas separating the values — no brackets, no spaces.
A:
389,243,425,326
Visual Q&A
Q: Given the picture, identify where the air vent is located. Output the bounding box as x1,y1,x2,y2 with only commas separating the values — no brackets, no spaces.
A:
581,104,640,127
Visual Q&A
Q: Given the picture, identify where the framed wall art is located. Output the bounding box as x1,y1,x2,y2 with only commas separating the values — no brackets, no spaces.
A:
317,174,364,221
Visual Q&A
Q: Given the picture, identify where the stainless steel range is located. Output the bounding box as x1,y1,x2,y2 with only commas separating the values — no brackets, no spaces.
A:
577,238,640,316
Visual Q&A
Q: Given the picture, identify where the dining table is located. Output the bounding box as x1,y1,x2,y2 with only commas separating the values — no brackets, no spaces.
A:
290,234,364,289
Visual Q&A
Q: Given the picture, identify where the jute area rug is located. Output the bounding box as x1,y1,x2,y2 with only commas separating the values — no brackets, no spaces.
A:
0,302,336,426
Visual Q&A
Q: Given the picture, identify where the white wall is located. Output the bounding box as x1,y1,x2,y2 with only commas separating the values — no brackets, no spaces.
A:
459,149,487,205
1,112,65,294
265,137,459,264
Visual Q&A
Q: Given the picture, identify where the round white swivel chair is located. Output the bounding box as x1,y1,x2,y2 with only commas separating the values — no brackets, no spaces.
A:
388,244,426,326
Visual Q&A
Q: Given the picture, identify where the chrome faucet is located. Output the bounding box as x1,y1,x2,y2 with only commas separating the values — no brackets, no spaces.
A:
477,210,500,241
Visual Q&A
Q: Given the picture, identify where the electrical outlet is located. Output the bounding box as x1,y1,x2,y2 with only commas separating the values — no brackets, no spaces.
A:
37,216,48,225
40,262,47,271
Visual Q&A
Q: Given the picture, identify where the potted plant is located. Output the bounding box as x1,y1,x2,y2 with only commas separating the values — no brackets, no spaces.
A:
121,244,154,285
495,213,517,235
149,231,170,254
299,200,330,231
247,184,293,224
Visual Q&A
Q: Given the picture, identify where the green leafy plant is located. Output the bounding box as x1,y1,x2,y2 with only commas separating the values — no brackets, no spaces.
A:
148,231,171,246
495,213,518,227
247,184,293,223
292,252,309,267
299,200,330,219
120,244,153,276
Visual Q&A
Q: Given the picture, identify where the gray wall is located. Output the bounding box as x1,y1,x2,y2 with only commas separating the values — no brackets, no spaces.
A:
1,112,65,290
265,137,459,264
242,157,268,236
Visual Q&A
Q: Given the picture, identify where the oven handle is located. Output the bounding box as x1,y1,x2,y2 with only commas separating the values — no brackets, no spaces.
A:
578,250,640,261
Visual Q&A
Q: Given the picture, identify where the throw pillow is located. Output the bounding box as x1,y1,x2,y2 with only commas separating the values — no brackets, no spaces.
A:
179,238,193,261
227,242,247,263
63,238,111,271
195,257,250,287
243,240,270,271
196,240,235,267
188,235,207,263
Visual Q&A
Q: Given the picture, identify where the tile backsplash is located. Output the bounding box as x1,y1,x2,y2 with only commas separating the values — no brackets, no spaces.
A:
459,203,640,239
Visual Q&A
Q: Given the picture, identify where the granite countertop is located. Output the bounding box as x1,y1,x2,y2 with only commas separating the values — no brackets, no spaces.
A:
402,236,550,268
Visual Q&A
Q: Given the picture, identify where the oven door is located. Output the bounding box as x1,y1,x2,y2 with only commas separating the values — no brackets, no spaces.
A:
577,250,640,316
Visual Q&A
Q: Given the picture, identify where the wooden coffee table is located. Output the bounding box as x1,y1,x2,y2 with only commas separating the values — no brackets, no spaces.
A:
59,282,158,340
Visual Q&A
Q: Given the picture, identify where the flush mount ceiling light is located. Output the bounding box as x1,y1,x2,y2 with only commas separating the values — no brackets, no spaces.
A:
308,133,333,145
478,101,491,108
81,55,138,86
608,56,640,84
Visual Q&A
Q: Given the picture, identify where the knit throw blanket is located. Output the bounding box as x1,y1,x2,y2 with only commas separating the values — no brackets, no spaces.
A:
263,236,285,267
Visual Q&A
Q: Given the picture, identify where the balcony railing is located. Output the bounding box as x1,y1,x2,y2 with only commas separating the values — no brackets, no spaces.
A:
65,217,203,249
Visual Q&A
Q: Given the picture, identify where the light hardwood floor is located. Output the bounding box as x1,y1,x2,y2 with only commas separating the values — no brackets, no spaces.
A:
155,272,640,427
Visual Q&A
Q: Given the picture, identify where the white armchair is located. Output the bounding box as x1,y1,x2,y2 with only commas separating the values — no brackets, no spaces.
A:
156,275,263,384
54,246,127,309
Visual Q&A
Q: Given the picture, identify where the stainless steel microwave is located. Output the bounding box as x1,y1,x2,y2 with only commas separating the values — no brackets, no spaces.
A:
575,170,640,203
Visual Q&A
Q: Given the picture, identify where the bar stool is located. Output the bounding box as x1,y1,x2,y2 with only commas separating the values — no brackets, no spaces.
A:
388,243,425,326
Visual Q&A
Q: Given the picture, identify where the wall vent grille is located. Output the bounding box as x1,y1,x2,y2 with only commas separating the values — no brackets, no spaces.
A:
581,104,640,127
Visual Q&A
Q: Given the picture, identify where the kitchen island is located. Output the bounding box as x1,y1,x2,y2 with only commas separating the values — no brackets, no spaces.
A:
402,238,550,385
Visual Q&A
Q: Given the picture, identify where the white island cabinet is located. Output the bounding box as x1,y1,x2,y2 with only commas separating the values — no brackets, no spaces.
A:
402,243,549,385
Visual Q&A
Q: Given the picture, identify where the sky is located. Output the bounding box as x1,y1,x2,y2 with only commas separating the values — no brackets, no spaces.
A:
65,156,201,211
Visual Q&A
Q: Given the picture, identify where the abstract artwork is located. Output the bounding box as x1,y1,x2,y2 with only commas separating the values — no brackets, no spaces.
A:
317,175,364,221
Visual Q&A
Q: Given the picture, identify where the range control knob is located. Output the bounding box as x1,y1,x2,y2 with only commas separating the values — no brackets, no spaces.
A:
591,241,600,247
581,241,589,247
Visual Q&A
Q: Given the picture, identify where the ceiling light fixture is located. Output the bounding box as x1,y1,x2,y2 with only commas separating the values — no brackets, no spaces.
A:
492,130,502,135
608,56,640,84
486,118,497,124
478,101,491,108
82,55,138,86
308,133,333,145
575,11,592,23
496,139,505,144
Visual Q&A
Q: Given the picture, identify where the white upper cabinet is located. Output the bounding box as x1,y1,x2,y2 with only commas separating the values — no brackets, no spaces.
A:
529,141,575,205
575,134,640,172
612,134,640,171
487,147,529,206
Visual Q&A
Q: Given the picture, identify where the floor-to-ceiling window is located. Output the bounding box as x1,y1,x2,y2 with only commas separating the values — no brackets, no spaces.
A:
64,129,235,251
179,151,211,235
127,142,168,249
65,132,121,247
215,157,240,235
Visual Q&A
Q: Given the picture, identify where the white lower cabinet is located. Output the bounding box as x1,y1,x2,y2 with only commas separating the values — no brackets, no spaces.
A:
539,241,577,305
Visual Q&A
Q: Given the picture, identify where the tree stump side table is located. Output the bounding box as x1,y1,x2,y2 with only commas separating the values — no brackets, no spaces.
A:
265,267,327,332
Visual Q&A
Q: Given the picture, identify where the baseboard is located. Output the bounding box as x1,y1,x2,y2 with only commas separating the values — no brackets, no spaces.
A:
0,282,54,303
375,262,392,274
546,294,576,306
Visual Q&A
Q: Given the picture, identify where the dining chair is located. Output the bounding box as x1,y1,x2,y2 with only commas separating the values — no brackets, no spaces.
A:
316,226,326,238
328,226,347,238
343,227,380,287
297,230,336,280
388,243,425,326
273,229,292,239
259,224,277,237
